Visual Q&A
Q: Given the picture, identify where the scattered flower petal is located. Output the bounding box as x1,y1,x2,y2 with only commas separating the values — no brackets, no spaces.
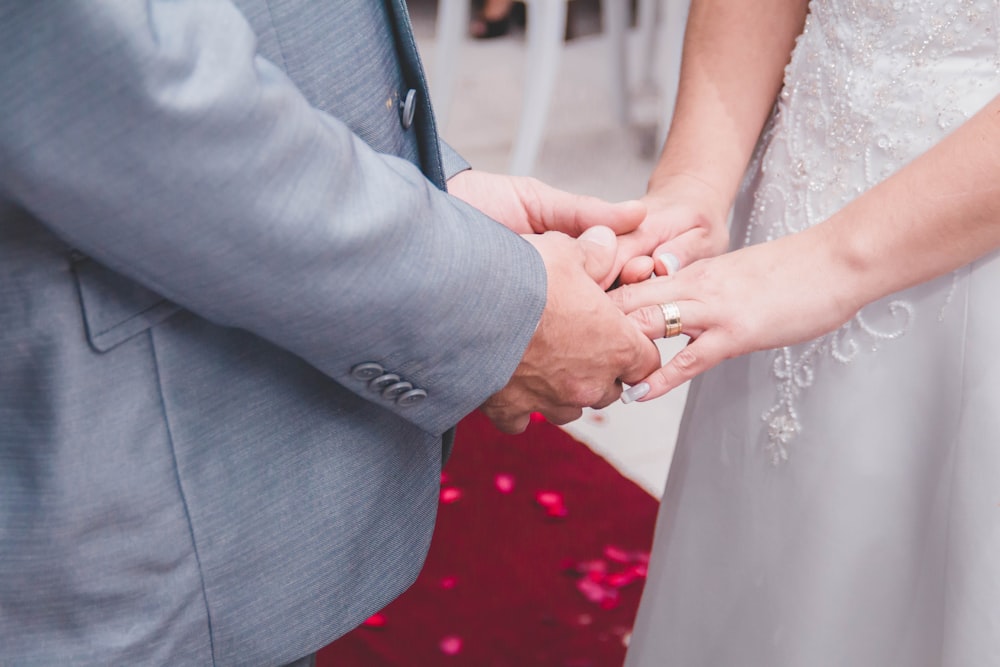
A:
439,635,463,655
606,570,639,588
439,487,462,503
535,491,562,508
362,613,386,628
545,504,569,519
575,577,607,604
603,545,630,563
494,473,515,494
535,490,568,518
576,560,607,575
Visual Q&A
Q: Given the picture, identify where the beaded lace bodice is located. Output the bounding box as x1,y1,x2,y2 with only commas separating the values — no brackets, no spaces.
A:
742,0,1000,463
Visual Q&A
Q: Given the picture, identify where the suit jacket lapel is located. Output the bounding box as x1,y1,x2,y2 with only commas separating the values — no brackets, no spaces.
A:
383,0,446,188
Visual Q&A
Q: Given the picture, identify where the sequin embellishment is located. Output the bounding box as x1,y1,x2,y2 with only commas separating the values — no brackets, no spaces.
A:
743,0,1000,463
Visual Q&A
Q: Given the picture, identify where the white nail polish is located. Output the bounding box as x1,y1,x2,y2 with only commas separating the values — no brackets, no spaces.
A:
658,253,680,275
621,382,650,404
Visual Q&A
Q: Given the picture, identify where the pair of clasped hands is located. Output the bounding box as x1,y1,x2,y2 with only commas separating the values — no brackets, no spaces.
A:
449,169,733,434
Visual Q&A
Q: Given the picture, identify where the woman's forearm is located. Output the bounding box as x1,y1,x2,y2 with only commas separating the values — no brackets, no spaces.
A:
825,94,1000,309
648,0,809,208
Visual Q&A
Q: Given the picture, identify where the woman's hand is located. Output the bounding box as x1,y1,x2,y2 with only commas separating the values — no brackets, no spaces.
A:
614,173,732,284
610,225,864,402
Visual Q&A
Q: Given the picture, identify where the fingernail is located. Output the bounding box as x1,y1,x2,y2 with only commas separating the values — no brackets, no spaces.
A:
658,253,680,275
621,382,650,404
580,225,615,247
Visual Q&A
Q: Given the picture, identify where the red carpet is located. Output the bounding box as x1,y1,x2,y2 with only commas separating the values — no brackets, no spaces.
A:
317,412,658,667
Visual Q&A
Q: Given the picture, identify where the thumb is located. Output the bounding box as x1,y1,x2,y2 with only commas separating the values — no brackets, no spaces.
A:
650,239,684,277
520,178,646,236
577,225,618,289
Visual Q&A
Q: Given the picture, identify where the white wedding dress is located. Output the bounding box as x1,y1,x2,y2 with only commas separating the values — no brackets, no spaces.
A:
626,2,1000,665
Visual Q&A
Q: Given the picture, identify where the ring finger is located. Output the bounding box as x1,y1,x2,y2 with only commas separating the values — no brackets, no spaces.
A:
628,299,704,341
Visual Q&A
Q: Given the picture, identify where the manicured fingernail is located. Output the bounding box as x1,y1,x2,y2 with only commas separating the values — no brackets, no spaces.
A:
658,253,680,275
621,382,650,404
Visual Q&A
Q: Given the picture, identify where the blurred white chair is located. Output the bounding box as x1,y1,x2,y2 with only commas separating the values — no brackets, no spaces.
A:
432,0,689,175
432,0,630,176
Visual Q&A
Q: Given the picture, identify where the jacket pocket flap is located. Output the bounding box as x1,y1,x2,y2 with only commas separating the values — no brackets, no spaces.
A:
72,258,181,352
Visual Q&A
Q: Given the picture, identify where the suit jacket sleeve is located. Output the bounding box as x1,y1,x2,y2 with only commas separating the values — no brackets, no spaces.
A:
0,1,546,437
439,140,472,180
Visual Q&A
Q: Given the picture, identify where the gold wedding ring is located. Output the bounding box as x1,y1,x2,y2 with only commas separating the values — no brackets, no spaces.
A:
659,302,683,338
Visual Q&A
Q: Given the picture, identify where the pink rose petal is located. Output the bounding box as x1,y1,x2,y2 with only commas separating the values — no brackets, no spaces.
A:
535,491,568,519
439,487,462,503
606,570,639,588
603,545,630,563
439,635,463,655
600,592,621,610
576,559,608,575
494,473,515,494
575,577,606,603
545,504,568,519
362,613,386,628
629,563,649,578
535,491,562,507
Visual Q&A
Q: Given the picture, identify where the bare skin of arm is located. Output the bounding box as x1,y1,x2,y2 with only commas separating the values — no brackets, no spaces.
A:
615,0,810,282
614,93,1000,400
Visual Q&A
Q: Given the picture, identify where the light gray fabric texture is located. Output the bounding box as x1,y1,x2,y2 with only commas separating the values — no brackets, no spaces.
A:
626,2,1000,666
0,1,546,665
439,140,473,180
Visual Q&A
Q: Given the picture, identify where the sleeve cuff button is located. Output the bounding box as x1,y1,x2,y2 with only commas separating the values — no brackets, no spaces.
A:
396,388,427,406
351,362,384,381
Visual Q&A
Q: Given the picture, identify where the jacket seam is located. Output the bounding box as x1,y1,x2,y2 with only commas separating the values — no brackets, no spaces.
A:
149,327,218,665
262,1,291,73
91,300,176,338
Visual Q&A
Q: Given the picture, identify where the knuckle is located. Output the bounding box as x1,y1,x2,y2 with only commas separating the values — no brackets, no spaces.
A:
592,388,622,410
521,179,547,218
672,347,701,372
548,408,583,426
612,282,636,311
710,229,730,255
633,306,662,333
569,383,606,407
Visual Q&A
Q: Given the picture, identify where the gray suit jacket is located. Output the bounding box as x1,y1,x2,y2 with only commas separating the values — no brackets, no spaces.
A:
0,1,546,665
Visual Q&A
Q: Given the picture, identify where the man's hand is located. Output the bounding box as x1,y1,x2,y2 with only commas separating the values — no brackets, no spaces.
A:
481,226,662,433
448,171,645,283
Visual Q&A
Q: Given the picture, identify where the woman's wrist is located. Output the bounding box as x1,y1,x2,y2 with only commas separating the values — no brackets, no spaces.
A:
645,171,733,232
